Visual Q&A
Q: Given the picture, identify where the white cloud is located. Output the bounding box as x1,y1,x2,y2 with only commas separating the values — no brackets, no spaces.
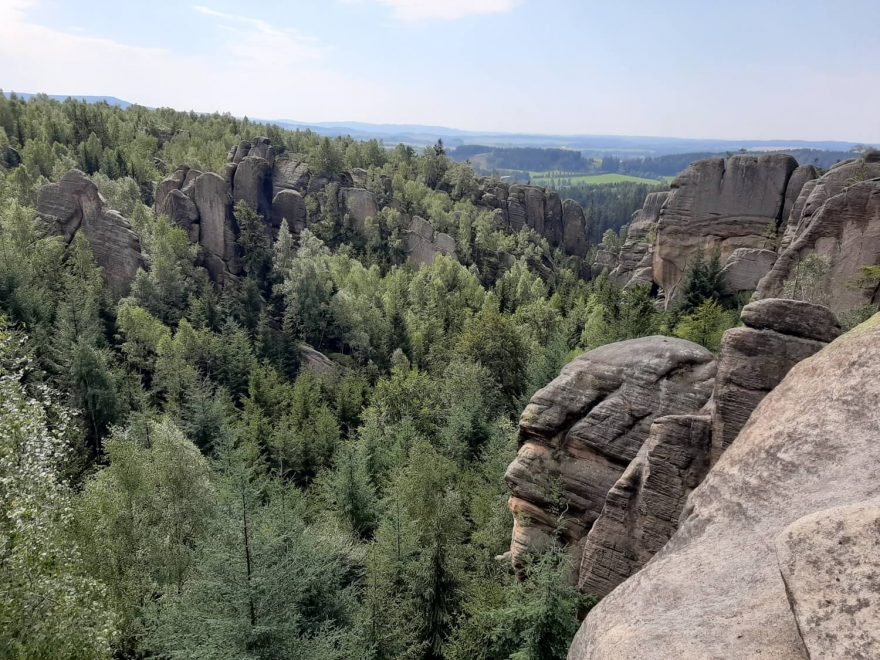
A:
351,0,521,22
0,0,391,123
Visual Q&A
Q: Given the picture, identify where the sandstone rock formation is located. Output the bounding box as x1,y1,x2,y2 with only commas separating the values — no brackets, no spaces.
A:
719,247,777,294
710,298,839,460
653,154,797,303
153,136,593,282
506,336,715,574
339,187,379,231
610,191,668,288
568,314,880,660
404,216,456,266
37,169,144,293
775,502,880,659
577,413,712,597
756,168,880,313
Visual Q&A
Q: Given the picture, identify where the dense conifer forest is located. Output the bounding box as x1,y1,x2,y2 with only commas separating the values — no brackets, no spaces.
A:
0,93,738,659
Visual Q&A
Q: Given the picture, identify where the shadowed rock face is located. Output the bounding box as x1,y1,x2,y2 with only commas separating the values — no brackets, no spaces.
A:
37,169,144,294
611,191,669,288
653,154,797,304
506,336,715,575
568,314,880,660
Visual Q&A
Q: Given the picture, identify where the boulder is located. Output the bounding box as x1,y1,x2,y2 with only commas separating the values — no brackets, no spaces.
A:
719,247,777,293
739,297,841,343
568,314,880,660
507,198,527,232
577,414,712,598
298,344,337,375
37,170,144,294
339,187,379,232
562,199,589,257
233,156,273,218
653,154,797,304
506,336,715,575
775,502,880,659
756,177,880,313
350,167,368,188
270,189,307,234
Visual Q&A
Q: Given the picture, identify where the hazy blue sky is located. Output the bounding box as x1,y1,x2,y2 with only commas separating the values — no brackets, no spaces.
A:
2,0,878,141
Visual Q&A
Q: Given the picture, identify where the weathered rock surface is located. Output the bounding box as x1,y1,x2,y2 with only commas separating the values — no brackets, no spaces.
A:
271,189,307,233
719,247,777,293
506,336,715,574
739,297,841,343
233,156,273,218
298,344,337,375
159,188,200,242
37,170,143,293
562,199,589,257
193,172,237,281
339,187,379,231
404,216,456,267
568,313,880,660
272,157,311,195
611,191,668,287
780,164,819,232
653,154,797,303
756,175,880,313
577,413,712,597
775,502,880,659
711,298,838,461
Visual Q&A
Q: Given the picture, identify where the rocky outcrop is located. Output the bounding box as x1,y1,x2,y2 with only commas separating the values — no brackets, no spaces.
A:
611,191,668,288
37,170,144,293
756,165,880,313
271,189,307,233
338,187,379,231
719,247,777,294
710,298,839,461
577,413,712,597
506,336,716,575
404,216,456,266
153,137,594,281
562,199,589,257
568,313,880,660
775,502,880,659
653,154,797,304
780,164,819,233
232,155,273,219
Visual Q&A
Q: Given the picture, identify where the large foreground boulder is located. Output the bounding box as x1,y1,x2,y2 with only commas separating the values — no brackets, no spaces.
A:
506,337,716,575
37,170,144,294
569,314,880,660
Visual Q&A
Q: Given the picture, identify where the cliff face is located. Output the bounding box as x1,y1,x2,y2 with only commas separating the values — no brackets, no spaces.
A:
505,337,716,575
36,169,144,294
152,137,593,281
607,153,880,318
568,314,880,660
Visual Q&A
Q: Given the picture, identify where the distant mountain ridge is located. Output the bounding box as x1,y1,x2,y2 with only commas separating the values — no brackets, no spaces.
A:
4,91,877,156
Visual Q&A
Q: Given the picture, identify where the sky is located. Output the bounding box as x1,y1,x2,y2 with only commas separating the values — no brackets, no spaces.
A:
1,0,879,142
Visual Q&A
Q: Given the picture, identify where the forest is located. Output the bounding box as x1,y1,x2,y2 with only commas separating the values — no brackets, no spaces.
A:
0,93,740,660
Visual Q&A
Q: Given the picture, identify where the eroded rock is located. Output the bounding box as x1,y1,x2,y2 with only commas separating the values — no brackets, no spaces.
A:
37,170,144,294
568,313,880,660
506,336,715,575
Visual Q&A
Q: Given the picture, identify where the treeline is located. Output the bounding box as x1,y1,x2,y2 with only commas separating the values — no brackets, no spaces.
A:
563,181,665,243
449,145,591,173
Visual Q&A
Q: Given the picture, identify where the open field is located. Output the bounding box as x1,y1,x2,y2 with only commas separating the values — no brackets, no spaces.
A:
528,171,664,186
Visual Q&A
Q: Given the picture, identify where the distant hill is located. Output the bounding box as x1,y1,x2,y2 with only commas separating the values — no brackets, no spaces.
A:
5,91,876,157
2,91,132,109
